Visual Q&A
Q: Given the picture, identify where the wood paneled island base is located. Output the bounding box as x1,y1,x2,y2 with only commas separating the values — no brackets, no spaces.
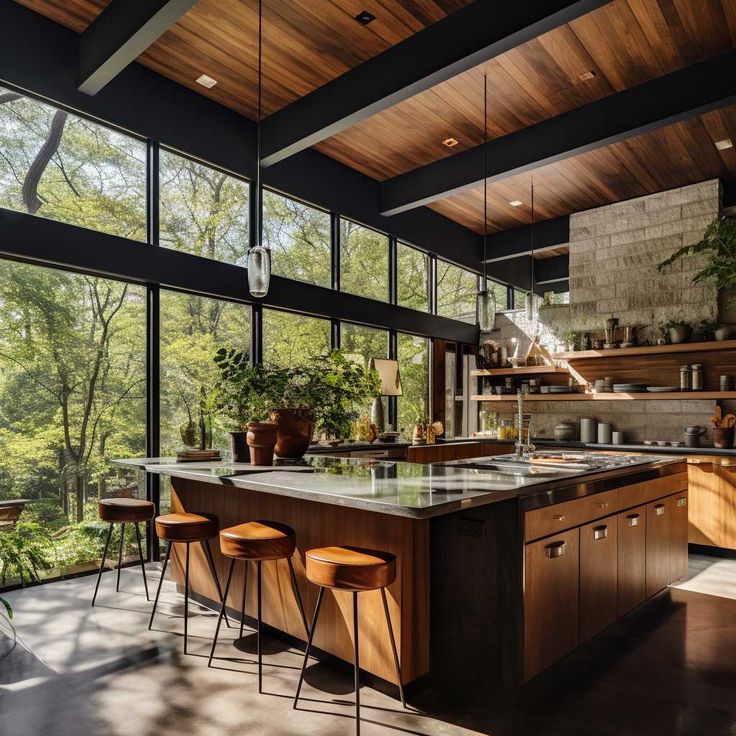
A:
168,477,430,686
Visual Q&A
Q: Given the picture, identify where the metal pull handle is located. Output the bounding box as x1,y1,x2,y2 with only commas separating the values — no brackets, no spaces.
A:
677,497,687,507
593,525,608,540
627,513,640,527
655,503,665,516
552,514,566,522
545,540,566,558
597,502,609,510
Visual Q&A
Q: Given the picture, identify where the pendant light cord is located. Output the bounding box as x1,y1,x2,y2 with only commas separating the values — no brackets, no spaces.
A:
530,175,535,296
254,0,263,249
482,73,488,284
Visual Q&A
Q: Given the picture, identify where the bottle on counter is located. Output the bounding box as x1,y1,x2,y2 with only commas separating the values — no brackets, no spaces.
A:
680,364,692,391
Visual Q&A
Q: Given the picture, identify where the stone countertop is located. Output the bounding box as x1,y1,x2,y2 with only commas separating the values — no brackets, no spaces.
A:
112,453,682,520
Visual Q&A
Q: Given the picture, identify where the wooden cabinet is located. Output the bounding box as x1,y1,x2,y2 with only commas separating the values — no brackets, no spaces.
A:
670,491,689,582
579,516,618,642
688,458,736,551
645,498,672,598
406,441,507,464
524,528,579,681
617,505,647,616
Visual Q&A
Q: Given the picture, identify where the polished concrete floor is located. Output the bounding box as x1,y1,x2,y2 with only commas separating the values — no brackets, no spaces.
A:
1,556,735,736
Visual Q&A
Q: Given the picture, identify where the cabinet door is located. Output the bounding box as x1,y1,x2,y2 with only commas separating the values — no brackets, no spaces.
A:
645,499,671,598
580,516,618,642
524,528,579,680
669,491,689,582
617,506,646,616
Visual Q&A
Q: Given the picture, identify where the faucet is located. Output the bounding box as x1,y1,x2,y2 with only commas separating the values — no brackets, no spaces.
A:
515,389,536,460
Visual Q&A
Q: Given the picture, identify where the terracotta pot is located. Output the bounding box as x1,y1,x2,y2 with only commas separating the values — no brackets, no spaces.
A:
713,426,734,449
270,408,315,459
229,431,249,462
246,422,278,466
668,324,691,344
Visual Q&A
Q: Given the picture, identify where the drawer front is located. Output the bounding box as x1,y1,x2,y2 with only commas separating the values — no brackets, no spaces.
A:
618,472,687,510
525,489,619,542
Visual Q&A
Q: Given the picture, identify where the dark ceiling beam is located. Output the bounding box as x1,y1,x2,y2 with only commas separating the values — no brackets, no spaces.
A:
483,217,569,262
259,0,610,167
535,254,569,285
78,0,197,95
380,50,736,215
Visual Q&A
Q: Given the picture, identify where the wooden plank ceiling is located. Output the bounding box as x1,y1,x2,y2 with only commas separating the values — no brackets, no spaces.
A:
13,0,736,236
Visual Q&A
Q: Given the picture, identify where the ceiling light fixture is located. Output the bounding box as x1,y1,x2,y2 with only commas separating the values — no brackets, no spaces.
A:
442,137,459,148
578,70,596,81
247,0,271,299
196,74,217,89
715,138,733,151
477,74,496,333
354,10,376,24
509,200,523,207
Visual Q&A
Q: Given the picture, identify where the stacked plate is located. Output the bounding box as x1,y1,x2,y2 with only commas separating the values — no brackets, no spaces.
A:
646,386,679,392
549,386,573,393
612,383,648,393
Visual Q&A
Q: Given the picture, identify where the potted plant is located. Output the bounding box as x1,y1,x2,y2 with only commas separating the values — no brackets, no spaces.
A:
210,348,277,464
660,319,692,345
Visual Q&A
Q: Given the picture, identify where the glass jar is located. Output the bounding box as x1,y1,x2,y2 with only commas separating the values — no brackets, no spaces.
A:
680,364,691,391
691,363,703,391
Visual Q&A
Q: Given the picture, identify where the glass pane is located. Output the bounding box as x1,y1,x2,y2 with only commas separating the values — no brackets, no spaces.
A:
437,261,478,323
0,259,146,590
0,85,146,240
340,219,389,302
513,289,527,310
159,149,249,265
397,242,429,312
341,322,388,425
397,333,430,434
262,309,331,367
263,189,331,287
487,280,509,310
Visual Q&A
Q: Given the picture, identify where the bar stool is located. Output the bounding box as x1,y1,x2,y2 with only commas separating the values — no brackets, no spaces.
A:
92,497,155,606
294,545,405,735
149,512,230,653
208,520,310,693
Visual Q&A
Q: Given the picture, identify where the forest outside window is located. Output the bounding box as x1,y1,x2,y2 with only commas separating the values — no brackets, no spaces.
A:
339,219,389,302
159,149,249,266
262,309,331,367
397,242,430,312
436,260,478,323
397,333,430,434
0,85,146,240
263,189,331,287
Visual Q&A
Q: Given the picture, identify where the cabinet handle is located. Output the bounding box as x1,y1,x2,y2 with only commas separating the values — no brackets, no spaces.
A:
552,514,566,521
593,524,608,540
597,502,609,510
545,540,566,558
655,503,665,516
677,497,687,507
627,513,640,527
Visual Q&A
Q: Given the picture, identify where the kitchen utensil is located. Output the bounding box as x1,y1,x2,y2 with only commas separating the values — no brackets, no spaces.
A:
711,406,723,427
613,384,648,393
723,414,736,428
621,325,637,348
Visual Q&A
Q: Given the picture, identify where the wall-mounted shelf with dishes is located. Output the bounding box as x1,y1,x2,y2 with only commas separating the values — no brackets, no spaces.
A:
471,391,736,402
554,339,736,361
471,366,567,377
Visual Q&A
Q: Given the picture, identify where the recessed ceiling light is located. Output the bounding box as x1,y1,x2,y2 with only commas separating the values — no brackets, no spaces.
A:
578,70,596,81
442,137,459,148
354,10,376,25
196,74,218,89
509,200,523,207
715,138,733,151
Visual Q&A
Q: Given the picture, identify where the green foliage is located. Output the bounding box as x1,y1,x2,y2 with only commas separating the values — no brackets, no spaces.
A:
0,522,56,586
340,220,389,301
0,595,11,620
658,217,736,289
437,260,477,323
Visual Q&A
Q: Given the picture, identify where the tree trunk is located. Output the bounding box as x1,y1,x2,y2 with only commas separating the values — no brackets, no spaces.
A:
23,109,68,214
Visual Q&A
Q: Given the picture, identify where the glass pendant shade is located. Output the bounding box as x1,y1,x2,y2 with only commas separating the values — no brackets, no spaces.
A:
477,288,496,331
525,291,542,321
247,244,271,298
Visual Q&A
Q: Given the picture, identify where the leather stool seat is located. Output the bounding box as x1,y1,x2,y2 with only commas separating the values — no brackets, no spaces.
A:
99,498,155,524
155,512,218,542
220,520,296,561
305,546,397,591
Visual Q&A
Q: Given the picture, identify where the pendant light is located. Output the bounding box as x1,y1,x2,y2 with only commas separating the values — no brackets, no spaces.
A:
247,0,271,298
476,73,496,332
525,176,542,323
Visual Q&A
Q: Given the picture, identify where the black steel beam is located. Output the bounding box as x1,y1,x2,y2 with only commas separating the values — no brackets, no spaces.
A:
380,50,736,215
0,208,477,344
535,254,569,284
78,0,197,95
483,217,569,262
259,0,609,166
723,178,736,209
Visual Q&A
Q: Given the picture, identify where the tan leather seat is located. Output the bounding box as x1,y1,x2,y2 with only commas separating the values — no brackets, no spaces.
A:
99,497,155,524
155,512,219,542
305,546,396,591
219,520,296,561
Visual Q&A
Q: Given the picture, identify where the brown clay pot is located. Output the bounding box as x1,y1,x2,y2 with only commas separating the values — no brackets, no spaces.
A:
229,431,249,463
246,422,278,466
270,408,315,459
713,426,735,449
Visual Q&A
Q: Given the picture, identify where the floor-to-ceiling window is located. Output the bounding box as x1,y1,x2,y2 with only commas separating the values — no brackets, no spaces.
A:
262,308,331,367
437,260,478,323
340,219,389,302
397,333,430,433
0,260,146,590
397,242,430,312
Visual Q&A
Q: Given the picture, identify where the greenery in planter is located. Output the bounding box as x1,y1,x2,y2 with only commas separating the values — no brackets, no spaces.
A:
658,217,736,288
0,522,56,587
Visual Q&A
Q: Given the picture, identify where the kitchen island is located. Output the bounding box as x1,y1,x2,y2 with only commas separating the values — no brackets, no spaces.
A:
115,453,688,694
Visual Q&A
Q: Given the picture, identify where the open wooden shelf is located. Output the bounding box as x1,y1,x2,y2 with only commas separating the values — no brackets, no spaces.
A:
471,365,567,377
471,391,736,402
554,339,736,361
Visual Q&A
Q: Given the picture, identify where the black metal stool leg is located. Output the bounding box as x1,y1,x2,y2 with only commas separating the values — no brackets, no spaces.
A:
257,560,263,693
91,523,114,606
184,542,191,654
202,539,231,628
293,586,325,708
353,591,360,736
116,522,126,592
149,543,171,630
240,560,249,638
287,556,310,638
135,522,149,601
380,587,406,707
208,558,236,667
